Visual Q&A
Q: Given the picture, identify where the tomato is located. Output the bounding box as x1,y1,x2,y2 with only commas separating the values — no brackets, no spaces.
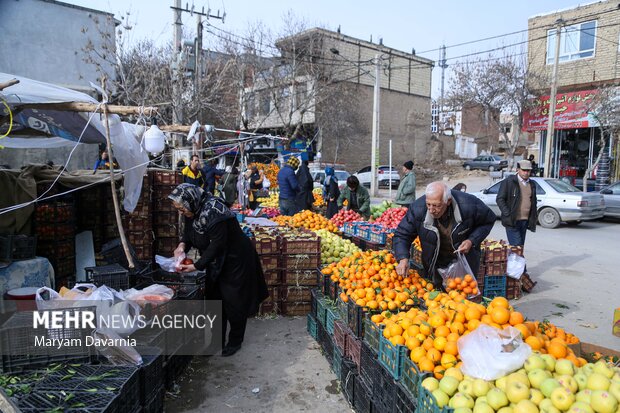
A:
182,258,194,265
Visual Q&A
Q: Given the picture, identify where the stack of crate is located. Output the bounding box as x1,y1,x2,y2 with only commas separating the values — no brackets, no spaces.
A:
102,186,122,242
480,240,524,300
123,174,154,261
280,230,321,316
76,186,105,252
151,169,182,256
253,228,282,315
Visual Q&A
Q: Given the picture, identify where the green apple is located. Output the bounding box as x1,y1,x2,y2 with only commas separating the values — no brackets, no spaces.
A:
449,392,475,409
611,373,620,384
474,379,493,398
568,401,594,413
487,388,510,410
423,377,440,392
541,355,557,372
555,359,576,376
459,380,476,397
576,389,593,404
529,370,553,389
440,376,461,396
526,355,548,372
587,373,611,391
476,396,489,406
507,381,532,404
498,407,514,413
474,402,495,413
508,372,531,388
432,389,450,408
557,375,579,393
530,388,545,405
514,399,540,413
593,361,615,379
581,364,595,377
608,382,620,403
496,376,509,392
541,378,562,398
539,398,561,413
574,374,588,391
454,408,473,413
445,367,464,381
550,387,576,411
590,390,618,413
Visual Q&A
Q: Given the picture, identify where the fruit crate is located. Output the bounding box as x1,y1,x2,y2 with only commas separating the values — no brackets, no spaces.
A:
153,211,178,227
306,314,318,341
130,327,167,350
343,221,362,237
333,319,349,354
316,297,330,327
410,245,423,268
506,276,522,300
36,222,75,241
259,254,280,272
318,322,334,364
0,235,38,261
362,314,382,354
124,215,152,232
154,237,179,256
325,277,339,300
353,375,374,413
378,334,408,379
332,345,343,381
252,236,281,255
17,389,119,412
152,184,178,200
341,357,357,406
280,285,313,303
401,352,422,402
100,238,141,269
335,295,348,322
484,275,507,298
281,235,321,254
85,263,129,290
151,169,182,185
365,240,385,251
325,305,340,335
50,256,76,279
310,288,322,317
346,333,362,371
347,301,367,338
509,245,524,257
417,377,452,413
35,201,74,223
486,260,507,275
395,381,416,413
373,363,397,413
143,386,164,413
359,341,378,387
283,268,319,286
280,301,312,316
155,223,180,238
521,272,537,292
263,269,282,286
282,254,321,271
368,227,393,245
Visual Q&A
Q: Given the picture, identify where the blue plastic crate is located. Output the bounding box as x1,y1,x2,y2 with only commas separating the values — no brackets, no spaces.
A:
362,313,383,354
484,275,507,298
401,353,422,402
332,345,343,380
326,305,341,335
378,334,408,379
417,374,452,413
316,297,330,327
307,314,318,341
335,295,349,323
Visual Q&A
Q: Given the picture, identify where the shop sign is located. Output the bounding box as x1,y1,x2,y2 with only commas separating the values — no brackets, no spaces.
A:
523,89,599,131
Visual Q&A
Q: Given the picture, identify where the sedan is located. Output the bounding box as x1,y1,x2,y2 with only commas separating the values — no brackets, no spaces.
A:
463,155,508,171
311,169,350,191
472,177,605,228
600,181,620,218
355,165,400,188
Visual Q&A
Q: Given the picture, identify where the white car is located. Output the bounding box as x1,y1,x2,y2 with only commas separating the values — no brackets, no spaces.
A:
354,165,400,189
472,177,605,228
310,169,350,191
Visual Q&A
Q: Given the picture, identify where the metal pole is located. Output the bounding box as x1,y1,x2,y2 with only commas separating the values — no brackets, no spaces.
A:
439,45,448,131
389,139,393,200
172,0,183,151
371,54,381,197
544,19,563,178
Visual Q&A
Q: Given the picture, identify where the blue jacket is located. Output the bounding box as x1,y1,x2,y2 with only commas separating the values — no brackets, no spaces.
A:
277,165,300,200
202,164,225,193
392,190,496,277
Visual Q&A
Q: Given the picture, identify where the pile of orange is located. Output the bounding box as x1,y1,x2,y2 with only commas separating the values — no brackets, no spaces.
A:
445,274,479,296
248,162,280,188
413,237,421,251
312,189,325,207
369,293,584,379
322,250,434,312
291,210,339,232
271,215,295,226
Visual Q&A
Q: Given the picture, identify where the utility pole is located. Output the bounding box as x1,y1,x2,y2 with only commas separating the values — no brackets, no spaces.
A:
194,14,203,155
439,45,448,131
544,19,563,178
172,0,183,151
371,54,381,197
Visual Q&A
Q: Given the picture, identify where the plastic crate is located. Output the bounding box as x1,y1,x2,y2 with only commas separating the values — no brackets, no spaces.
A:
307,314,318,341
259,254,280,272
319,323,334,364
85,263,129,290
395,381,416,413
151,169,182,185
335,295,348,322
7,235,38,261
333,320,349,354
100,238,140,269
417,377,452,413
325,277,339,300
362,314,382,354
325,305,340,335
281,235,321,254
263,269,282,286
347,301,367,338
378,334,408,379
365,240,384,251
359,341,378,388
143,386,164,413
484,275,507,298
346,334,362,372
310,288,322,317
316,297,330,327
484,244,507,262
486,260,507,275
401,353,422,402
252,236,281,255
506,277,522,300
368,227,393,245
283,268,319,286
18,389,119,412
340,357,357,406
521,272,537,292
280,301,311,316
282,254,321,271
353,375,374,413
280,285,313,303
332,345,343,381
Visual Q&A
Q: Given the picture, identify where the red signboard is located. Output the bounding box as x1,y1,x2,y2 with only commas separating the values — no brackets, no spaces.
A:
522,89,599,132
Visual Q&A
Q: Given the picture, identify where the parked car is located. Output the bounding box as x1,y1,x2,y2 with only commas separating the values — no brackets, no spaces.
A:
354,165,400,188
471,177,605,228
463,155,508,171
310,169,350,191
600,181,620,218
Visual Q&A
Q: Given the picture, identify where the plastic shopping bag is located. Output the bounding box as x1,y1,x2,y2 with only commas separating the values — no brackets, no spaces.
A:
458,324,532,380
156,254,185,273
438,252,480,298
507,253,526,279
124,284,175,308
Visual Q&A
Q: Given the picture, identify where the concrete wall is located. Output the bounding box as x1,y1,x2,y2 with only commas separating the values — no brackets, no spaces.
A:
528,0,620,91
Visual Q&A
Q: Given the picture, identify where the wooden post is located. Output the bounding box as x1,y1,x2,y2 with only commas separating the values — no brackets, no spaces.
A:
100,77,135,269
17,102,158,116
0,78,20,91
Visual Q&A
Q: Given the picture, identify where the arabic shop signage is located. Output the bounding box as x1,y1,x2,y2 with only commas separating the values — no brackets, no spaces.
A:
523,89,599,132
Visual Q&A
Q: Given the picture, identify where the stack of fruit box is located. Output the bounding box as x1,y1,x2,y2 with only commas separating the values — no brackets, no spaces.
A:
122,174,154,261
254,227,282,315
150,169,183,257
76,185,105,253
35,195,76,288
481,241,523,300
280,229,321,316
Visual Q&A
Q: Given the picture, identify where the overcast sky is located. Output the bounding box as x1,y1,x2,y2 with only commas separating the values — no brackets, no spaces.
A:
66,0,584,96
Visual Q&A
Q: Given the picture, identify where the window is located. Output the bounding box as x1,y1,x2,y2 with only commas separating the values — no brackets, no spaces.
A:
534,181,546,195
546,179,580,193
486,182,501,194
547,20,596,64
610,182,620,195
358,166,371,173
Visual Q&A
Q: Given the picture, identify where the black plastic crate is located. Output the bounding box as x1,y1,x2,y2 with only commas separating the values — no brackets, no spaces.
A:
372,362,397,412
142,385,164,413
18,389,118,412
353,375,374,413
340,357,357,407
85,263,130,290
395,382,416,413
100,238,140,270
0,235,38,261
310,288,322,318
135,347,164,404
359,341,378,390
332,345,343,381
347,300,366,338
130,327,167,350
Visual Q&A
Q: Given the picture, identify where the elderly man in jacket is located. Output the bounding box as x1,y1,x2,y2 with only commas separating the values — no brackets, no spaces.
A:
393,181,496,287
277,157,301,216
395,160,416,207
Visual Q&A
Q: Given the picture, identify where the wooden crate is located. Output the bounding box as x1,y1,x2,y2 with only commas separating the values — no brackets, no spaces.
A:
283,269,319,286
280,285,313,303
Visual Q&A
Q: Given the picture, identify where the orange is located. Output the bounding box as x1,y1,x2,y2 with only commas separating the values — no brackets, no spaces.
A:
449,322,465,335
525,336,543,351
406,336,421,350
433,337,447,352
435,325,450,338
444,341,459,356
514,324,531,339
418,357,435,372
440,353,458,369
490,307,510,325
391,335,406,346
426,348,442,364
371,314,384,324
410,347,427,363
422,337,435,351
465,306,482,321
434,365,446,379
491,296,510,309
446,332,460,342
547,342,568,359
467,319,481,331
509,311,524,326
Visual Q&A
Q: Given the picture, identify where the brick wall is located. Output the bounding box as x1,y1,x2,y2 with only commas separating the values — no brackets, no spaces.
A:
460,105,501,151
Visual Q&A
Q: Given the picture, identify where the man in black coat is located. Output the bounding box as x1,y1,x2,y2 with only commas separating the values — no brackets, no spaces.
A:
202,160,225,193
496,160,538,247
295,160,314,212
393,181,496,287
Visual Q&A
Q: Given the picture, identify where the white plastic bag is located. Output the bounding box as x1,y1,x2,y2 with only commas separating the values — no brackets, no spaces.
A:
438,252,481,298
35,287,63,310
124,284,175,307
507,253,526,279
262,177,271,189
458,324,532,380
155,254,184,273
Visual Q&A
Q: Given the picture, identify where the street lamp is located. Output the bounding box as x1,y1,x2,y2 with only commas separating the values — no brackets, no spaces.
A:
330,48,382,197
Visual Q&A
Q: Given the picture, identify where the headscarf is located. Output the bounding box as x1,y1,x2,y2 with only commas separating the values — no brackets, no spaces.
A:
323,167,336,195
168,183,235,234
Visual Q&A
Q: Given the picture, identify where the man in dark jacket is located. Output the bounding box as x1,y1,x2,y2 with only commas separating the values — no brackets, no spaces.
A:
202,160,225,193
277,157,300,216
295,160,314,212
496,160,538,247
393,181,496,287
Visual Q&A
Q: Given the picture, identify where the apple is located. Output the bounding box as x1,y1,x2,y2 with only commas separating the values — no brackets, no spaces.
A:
574,374,588,391
498,407,514,413
530,389,545,405
608,382,620,404
440,376,461,396
432,389,450,408
556,359,576,376
550,387,576,411
526,355,549,372
529,369,553,389
514,399,540,413
423,377,440,391
568,401,594,413
557,375,579,393
590,390,618,413
487,388,510,410
445,367,465,381
508,372,532,388
611,373,620,384
449,392,475,409
541,355,557,372
474,379,493,398
496,376,509,392
476,397,489,406
593,361,615,379
576,390,594,404
459,380,476,397
581,364,595,377
507,381,532,404
541,378,562,398
587,373,612,391
474,403,495,413
454,408,473,413
539,399,561,413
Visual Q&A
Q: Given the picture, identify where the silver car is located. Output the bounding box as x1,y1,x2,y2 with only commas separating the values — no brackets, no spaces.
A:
600,182,620,218
472,177,605,228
